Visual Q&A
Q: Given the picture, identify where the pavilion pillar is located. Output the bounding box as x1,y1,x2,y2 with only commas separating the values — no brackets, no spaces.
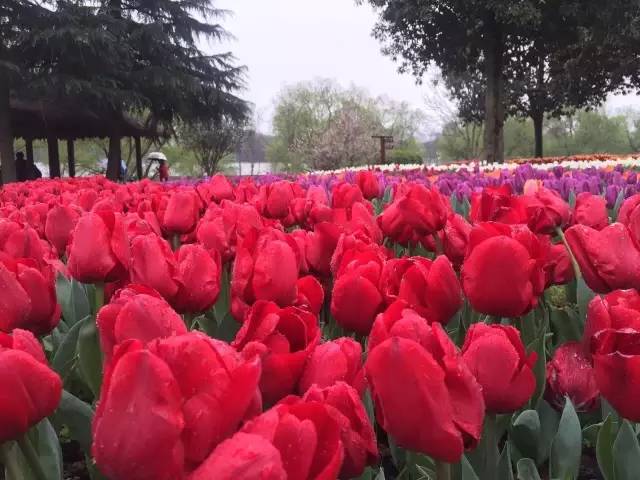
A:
67,139,75,178
134,136,142,180
47,135,61,178
0,79,15,183
107,132,122,181
25,138,34,164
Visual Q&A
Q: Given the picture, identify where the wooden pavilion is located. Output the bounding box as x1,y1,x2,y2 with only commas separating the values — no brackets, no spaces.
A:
10,99,161,179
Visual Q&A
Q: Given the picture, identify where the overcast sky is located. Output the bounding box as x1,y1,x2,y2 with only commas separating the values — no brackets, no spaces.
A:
214,0,639,132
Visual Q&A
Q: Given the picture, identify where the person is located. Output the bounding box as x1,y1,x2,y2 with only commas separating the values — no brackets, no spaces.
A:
158,159,169,182
16,152,26,181
16,152,42,181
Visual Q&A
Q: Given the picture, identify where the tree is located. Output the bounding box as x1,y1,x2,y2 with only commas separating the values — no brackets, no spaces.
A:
363,0,640,161
5,0,249,181
268,79,426,171
180,117,247,176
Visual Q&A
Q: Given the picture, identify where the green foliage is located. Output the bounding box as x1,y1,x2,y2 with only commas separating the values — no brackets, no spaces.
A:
388,137,425,164
436,109,640,161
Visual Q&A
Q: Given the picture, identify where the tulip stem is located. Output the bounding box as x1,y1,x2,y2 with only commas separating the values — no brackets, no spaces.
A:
0,442,21,480
435,460,451,480
555,227,582,280
17,434,48,480
171,234,180,251
483,413,499,479
432,233,443,256
94,283,105,316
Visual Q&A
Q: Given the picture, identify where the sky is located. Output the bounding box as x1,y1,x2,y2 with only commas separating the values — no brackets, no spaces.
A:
213,0,639,133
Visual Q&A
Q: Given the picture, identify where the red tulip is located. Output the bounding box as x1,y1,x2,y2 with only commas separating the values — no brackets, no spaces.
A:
93,333,262,479
565,223,640,293
242,398,344,479
331,242,386,335
469,184,527,224
67,210,130,284
381,255,462,324
365,322,484,463
260,181,295,219
172,244,220,314
233,301,320,405
231,228,300,321
378,184,448,244
304,382,378,478
0,256,60,335
188,432,286,480
130,234,179,301
196,201,263,264
523,186,570,234
617,194,640,245
299,337,364,394
583,289,640,353
592,328,640,421
461,323,536,413
160,190,201,235
0,220,53,267
332,182,365,209
45,204,81,255
368,301,432,352
573,192,609,230
442,213,472,267
305,222,341,277
0,329,62,442
544,243,575,286
207,174,235,203
545,342,599,412
462,222,548,317
295,275,324,315
97,284,187,363
356,170,381,200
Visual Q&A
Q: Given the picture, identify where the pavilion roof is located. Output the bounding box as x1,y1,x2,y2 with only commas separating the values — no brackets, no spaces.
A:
10,99,162,140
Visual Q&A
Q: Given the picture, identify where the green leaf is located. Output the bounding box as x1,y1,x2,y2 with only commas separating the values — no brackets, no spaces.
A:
196,313,218,337
577,277,595,325
373,467,386,480
612,188,625,221
56,275,91,326
512,410,541,462
388,435,406,470
536,399,561,464
517,458,541,480
51,315,89,381
527,332,547,409
215,311,241,343
613,420,640,480
568,190,576,209
363,388,375,426
461,455,480,480
51,390,94,454
32,419,63,480
77,316,103,398
498,443,515,480
596,414,615,480
549,398,582,480
549,307,582,343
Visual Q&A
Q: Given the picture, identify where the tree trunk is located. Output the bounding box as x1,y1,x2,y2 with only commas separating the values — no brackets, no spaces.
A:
533,112,544,158
107,133,121,181
0,78,15,183
532,50,545,158
482,18,505,164
47,136,61,178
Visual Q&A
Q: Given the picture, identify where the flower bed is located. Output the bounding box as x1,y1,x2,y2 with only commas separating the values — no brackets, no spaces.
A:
0,166,639,479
